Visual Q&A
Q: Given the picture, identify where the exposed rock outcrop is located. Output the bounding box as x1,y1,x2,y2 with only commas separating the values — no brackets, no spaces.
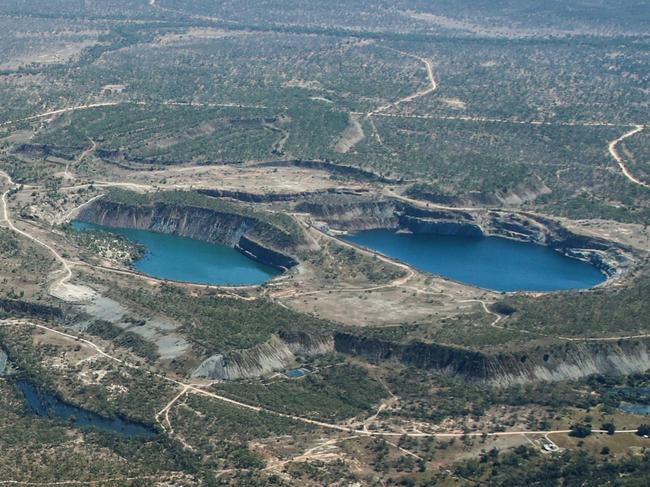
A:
237,236,297,270
406,175,551,208
191,332,334,380
256,159,401,183
192,328,649,384
296,198,398,230
12,143,76,161
334,332,650,387
198,187,368,204
399,207,483,237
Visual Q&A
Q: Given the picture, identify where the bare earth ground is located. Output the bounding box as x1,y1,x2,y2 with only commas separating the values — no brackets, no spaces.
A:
79,158,374,195
559,217,650,252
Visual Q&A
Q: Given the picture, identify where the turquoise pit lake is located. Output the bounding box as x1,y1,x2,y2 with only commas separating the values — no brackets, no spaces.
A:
343,229,606,292
73,221,280,286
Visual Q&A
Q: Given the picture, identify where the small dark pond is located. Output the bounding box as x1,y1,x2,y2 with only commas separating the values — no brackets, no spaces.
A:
286,368,309,378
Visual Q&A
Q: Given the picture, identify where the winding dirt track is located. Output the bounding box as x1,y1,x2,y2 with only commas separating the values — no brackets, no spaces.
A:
461,298,650,342
365,48,438,143
0,172,78,300
608,124,648,189
459,299,503,329
369,49,437,115
63,138,96,180
353,48,647,191
59,193,106,224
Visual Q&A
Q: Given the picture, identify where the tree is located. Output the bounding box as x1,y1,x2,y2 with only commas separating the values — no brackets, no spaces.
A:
569,424,592,438
636,424,650,437
602,422,615,435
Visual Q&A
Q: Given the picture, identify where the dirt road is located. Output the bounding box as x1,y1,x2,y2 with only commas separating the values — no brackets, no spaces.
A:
365,47,438,143
0,172,95,302
608,124,647,188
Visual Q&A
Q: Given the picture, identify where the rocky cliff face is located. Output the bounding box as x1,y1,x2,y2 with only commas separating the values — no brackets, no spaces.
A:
476,210,631,278
296,199,399,230
191,333,334,380
192,328,649,384
13,143,76,161
237,236,297,269
406,175,551,208
198,187,369,204
80,200,251,246
335,332,650,387
78,200,298,270
257,159,401,183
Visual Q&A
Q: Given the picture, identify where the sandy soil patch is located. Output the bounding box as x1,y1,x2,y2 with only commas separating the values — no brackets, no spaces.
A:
334,114,365,153
280,273,485,327
441,98,467,110
83,296,190,360
400,10,623,38
282,79,324,91
309,96,334,104
32,328,97,364
83,161,371,195
559,218,650,252
156,27,245,45
50,281,97,303
0,40,99,70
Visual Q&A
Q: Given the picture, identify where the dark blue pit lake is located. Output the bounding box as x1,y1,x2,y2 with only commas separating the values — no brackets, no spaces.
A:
73,221,280,286
343,230,606,292
17,380,156,439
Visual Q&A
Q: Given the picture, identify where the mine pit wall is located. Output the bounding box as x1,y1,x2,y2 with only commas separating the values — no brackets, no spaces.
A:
189,329,650,384
237,236,297,270
255,159,401,184
334,332,650,387
407,175,551,208
295,200,400,231
191,332,334,380
77,201,297,271
298,199,633,280
198,187,370,204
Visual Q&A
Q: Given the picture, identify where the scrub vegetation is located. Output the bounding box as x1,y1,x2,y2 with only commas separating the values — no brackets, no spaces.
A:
109,284,332,353
216,363,388,421
498,264,650,338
